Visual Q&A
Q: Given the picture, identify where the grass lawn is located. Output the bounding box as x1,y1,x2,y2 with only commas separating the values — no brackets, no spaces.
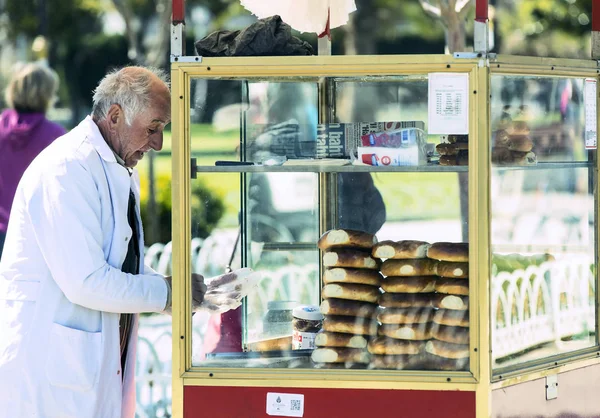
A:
137,124,460,229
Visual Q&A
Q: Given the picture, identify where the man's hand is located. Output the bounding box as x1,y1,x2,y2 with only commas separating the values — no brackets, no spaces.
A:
163,269,260,315
162,274,207,313
191,273,207,309
199,268,260,314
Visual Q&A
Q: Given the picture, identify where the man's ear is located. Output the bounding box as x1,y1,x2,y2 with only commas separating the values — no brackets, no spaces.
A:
106,104,123,130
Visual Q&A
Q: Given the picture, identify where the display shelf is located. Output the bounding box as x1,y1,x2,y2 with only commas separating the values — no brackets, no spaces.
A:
492,162,594,171
193,162,592,174
261,242,317,251
194,164,469,174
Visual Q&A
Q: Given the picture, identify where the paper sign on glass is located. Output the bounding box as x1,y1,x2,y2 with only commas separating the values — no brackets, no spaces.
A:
584,78,597,149
427,73,469,135
266,392,304,417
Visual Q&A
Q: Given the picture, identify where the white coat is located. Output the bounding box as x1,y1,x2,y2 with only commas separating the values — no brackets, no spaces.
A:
0,116,169,418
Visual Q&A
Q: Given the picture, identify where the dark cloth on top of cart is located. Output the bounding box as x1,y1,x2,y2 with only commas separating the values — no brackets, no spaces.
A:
194,15,314,57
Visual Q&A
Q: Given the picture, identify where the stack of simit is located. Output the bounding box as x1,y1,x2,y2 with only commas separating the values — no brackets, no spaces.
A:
425,242,470,371
437,134,469,166
369,240,437,370
311,229,381,368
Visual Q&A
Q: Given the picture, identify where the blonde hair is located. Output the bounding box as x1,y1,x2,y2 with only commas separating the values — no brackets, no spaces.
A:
5,62,59,113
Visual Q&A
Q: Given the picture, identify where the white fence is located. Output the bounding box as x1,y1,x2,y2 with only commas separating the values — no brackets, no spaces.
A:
491,257,595,361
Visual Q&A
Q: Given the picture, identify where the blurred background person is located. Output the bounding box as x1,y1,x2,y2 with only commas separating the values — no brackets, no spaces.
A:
0,62,65,258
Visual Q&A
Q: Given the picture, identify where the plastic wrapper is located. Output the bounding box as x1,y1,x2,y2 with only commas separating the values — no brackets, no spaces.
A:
357,146,427,167
200,268,262,314
240,0,356,34
356,127,427,166
360,128,422,148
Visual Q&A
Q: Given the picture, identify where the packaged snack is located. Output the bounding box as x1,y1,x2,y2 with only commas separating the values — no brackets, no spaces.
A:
360,128,422,148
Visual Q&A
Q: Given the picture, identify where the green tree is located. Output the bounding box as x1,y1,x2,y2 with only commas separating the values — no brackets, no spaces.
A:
417,0,473,54
110,0,171,67
496,0,592,58
139,174,225,245
2,0,130,125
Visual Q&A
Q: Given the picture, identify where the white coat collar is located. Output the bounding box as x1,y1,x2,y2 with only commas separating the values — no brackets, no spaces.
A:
81,115,117,164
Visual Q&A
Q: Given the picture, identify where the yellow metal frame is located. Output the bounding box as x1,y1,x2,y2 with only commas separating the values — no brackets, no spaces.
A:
170,54,599,418
488,56,600,390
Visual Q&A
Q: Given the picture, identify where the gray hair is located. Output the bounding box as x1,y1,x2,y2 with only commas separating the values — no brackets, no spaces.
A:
5,62,59,113
91,66,169,126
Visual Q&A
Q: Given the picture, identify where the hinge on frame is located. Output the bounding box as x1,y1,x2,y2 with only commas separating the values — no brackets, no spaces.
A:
171,56,203,63
170,22,203,63
453,52,497,60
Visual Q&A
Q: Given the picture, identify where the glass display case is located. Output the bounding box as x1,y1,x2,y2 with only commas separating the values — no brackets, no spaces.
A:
170,55,599,418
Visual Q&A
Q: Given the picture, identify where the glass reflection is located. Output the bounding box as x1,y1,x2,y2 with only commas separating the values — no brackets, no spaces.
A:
188,77,471,372
490,75,596,370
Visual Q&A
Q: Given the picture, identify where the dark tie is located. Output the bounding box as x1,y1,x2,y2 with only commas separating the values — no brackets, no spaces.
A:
119,190,139,377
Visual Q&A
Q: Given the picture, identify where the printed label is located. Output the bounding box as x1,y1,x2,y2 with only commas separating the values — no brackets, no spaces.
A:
428,73,469,134
292,330,316,350
266,392,304,417
585,78,597,149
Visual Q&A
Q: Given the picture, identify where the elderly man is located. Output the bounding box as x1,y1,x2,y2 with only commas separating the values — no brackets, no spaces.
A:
0,66,207,417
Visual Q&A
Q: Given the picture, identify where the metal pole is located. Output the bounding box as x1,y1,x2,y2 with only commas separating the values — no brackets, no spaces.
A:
473,0,489,53
171,0,186,58
171,1,186,417
318,10,334,306
317,9,332,56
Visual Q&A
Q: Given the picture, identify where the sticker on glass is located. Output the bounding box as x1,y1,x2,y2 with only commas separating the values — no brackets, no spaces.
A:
585,78,597,149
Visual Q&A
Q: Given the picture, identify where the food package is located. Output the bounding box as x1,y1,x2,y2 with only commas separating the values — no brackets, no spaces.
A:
357,145,427,167
360,128,423,148
316,121,425,159
356,127,427,166
200,268,262,314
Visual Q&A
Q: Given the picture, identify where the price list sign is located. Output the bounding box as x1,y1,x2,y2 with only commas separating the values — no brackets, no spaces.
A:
584,78,597,150
428,73,469,135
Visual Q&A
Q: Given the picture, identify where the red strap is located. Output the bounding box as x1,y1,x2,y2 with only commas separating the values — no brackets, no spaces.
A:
593,0,600,31
475,0,488,23
318,8,331,39
172,0,185,24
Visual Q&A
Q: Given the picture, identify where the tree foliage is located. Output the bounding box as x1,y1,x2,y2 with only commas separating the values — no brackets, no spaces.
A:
417,0,473,53
3,0,103,41
110,0,170,67
496,0,592,57
2,0,131,125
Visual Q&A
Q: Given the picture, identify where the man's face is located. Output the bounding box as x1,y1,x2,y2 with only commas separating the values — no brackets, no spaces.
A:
113,82,171,168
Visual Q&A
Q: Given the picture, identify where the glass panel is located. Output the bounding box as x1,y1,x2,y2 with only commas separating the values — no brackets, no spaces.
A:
490,75,597,371
190,76,471,372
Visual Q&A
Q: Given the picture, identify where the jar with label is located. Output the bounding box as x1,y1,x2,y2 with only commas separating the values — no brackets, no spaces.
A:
262,301,296,337
292,305,324,350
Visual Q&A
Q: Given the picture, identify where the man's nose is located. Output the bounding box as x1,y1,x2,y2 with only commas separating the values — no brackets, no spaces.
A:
150,132,164,151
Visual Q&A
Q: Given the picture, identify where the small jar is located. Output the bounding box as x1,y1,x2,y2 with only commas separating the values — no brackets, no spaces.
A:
262,301,296,337
292,305,324,350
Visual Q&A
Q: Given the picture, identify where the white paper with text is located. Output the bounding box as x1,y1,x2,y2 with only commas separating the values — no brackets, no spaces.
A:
428,73,469,135
585,78,597,149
